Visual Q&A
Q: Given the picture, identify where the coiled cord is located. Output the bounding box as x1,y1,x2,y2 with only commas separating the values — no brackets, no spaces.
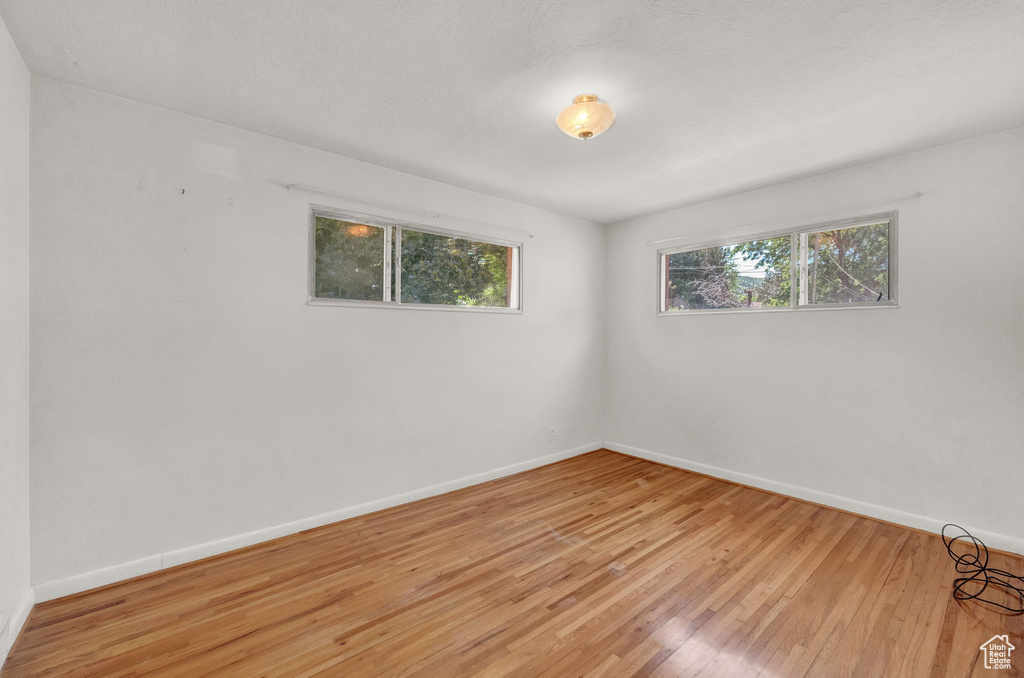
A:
942,523,1024,614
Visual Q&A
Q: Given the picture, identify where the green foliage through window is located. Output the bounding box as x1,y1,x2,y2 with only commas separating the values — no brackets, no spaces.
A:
665,236,791,310
312,211,518,309
401,231,511,307
661,215,893,312
314,217,385,301
798,224,889,304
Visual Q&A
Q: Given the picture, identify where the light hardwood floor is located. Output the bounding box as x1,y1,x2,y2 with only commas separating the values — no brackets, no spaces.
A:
3,450,1021,677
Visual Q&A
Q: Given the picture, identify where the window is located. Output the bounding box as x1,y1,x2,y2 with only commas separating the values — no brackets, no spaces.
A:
309,207,521,311
659,212,896,314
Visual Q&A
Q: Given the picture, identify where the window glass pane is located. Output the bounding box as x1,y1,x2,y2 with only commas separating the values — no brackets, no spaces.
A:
664,236,791,311
401,230,512,307
799,222,889,305
731,237,792,307
314,217,385,301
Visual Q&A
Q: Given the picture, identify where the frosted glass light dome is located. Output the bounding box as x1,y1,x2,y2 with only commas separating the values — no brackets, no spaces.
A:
556,94,615,140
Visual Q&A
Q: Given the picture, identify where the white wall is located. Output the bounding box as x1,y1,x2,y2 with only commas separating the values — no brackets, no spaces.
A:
606,126,1024,553
29,78,606,590
0,11,32,660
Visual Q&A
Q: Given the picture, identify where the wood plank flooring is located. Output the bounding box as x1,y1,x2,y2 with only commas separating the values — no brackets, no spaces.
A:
3,450,1021,677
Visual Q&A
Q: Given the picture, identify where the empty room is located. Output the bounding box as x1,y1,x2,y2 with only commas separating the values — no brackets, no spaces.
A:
1,1,1023,676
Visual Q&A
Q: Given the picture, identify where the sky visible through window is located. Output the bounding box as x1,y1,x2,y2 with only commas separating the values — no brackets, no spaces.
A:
733,250,767,278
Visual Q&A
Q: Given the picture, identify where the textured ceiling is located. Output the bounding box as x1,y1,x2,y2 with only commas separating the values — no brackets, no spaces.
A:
2,0,1023,224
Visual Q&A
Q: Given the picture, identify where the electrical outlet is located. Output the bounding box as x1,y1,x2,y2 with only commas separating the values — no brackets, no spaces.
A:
548,428,556,441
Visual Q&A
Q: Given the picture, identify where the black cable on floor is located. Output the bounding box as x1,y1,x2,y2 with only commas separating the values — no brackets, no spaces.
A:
942,523,1024,614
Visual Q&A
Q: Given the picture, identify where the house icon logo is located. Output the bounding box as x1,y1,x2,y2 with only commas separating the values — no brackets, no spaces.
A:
980,635,1015,670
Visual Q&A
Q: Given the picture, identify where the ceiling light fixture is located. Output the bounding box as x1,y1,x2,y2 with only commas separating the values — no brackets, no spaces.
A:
556,94,615,140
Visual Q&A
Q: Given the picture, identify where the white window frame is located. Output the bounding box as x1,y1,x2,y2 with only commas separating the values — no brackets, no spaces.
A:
308,205,523,313
657,211,898,315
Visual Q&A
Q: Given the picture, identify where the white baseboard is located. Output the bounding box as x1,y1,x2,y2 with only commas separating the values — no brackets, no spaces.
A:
604,441,1024,556
1,588,34,662
34,442,603,603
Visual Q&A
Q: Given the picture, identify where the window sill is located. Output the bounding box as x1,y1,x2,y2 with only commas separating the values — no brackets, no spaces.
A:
657,301,898,316
307,298,523,314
